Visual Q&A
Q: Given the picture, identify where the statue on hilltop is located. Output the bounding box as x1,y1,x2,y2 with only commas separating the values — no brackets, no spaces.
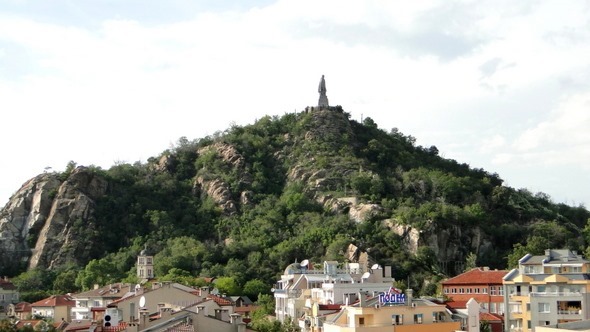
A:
318,75,329,107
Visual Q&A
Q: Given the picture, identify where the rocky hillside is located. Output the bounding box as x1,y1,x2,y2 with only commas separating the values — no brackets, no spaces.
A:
0,167,107,274
1,107,588,293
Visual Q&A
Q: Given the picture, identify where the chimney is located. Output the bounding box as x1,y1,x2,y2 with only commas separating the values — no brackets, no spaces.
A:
384,266,392,278
230,313,241,325
358,291,366,307
406,289,414,307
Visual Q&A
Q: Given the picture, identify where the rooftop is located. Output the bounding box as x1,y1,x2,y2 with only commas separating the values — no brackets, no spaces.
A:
442,267,508,285
520,249,589,265
31,295,75,307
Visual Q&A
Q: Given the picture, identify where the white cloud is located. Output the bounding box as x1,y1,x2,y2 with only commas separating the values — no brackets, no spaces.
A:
1,0,590,207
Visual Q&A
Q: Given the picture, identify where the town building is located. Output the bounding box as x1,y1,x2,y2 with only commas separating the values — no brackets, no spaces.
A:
273,260,394,324
137,247,154,281
71,283,133,320
7,302,32,320
442,267,508,315
109,281,205,324
30,295,75,322
503,249,590,332
321,288,461,332
0,277,19,312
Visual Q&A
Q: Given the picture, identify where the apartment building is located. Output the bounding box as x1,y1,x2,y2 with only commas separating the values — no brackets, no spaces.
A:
503,249,590,332
442,267,508,315
273,260,394,324
322,288,461,332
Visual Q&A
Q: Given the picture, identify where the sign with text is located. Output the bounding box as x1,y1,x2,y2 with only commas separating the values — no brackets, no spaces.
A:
379,287,406,305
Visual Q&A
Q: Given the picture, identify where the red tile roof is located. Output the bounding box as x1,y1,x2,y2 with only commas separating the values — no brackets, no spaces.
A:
235,305,259,313
442,268,508,285
15,320,42,329
445,300,468,309
31,295,75,307
0,279,16,290
206,295,232,306
63,320,92,331
480,312,503,322
14,302,32,312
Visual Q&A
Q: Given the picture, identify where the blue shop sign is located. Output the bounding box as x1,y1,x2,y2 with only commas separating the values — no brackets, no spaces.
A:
379,287,406,305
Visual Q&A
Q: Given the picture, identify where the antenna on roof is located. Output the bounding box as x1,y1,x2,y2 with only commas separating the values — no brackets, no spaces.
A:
371,264,380,270
301,259,309,268
361,272,371,282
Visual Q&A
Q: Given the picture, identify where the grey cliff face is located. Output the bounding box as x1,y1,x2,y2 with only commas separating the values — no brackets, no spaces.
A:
0,167,108,271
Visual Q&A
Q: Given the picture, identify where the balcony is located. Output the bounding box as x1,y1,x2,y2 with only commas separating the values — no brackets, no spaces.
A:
272,289,302,298
531,292,583,297
557,309,581,315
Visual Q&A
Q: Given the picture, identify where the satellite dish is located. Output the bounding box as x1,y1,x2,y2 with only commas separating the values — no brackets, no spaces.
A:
301,259,309,268
361,272,371,280
371,264,380,270
139,296,146,308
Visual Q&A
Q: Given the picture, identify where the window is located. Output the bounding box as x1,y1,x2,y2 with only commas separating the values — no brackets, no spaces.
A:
490,286,497,295
444,288,448,294
475,288,480,294
138,257,145,265
359,317,365,326
146,257,153,264
392,314,403,325
433,312,443,322
537,286,546,293
510,304,522,314
539,303,550,313
482,288,488,294
570,266,582,273
414,314,423,324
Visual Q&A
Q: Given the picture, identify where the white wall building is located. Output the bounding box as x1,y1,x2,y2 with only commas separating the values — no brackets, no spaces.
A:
273,260,394,323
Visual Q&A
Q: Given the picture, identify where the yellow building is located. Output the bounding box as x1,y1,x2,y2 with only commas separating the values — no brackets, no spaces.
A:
503,249,590,332
321,288,461,332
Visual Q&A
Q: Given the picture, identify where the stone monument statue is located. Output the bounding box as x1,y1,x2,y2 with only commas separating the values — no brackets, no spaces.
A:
318,75,329,107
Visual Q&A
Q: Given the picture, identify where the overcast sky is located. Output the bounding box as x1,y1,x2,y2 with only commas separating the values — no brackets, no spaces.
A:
1,0,590,209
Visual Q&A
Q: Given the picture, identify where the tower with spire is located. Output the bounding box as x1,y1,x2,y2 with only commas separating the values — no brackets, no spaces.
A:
137,245,154,280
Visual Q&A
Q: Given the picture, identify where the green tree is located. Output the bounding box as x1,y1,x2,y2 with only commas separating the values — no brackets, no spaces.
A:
243,279,269,301
154,237,207,276
214,276,242,296
0,319,15,332
53,268,80,294
75,259,119,291
464,252,477,272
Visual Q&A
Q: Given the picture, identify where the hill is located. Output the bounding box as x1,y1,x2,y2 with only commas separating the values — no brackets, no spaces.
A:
1,106,588,297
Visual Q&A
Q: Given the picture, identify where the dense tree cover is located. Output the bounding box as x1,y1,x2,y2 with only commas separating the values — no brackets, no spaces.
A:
7,109,590,300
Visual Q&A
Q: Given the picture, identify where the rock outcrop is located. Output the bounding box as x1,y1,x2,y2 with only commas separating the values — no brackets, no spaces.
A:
0,167,108,271
194,142,252,216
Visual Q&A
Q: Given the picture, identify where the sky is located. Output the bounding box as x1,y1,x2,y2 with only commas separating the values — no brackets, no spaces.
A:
1,0,590,208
